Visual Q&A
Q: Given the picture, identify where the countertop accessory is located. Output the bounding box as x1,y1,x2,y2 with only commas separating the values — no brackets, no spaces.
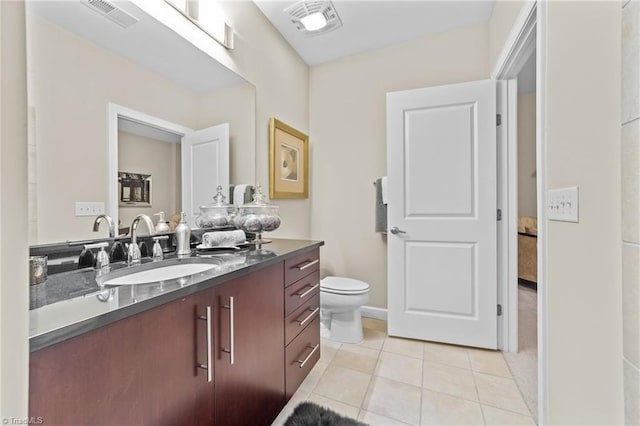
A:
234,185,281,244
175,212,192,256
201,230,247,248
195,185,237,229
92,214,116,238
29,256,48,285
154,212,171,233
128,214,156,265
84,242,110,272
152,235,169,260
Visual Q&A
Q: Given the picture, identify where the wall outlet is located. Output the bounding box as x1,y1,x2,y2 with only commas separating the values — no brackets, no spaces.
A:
75,202,105,217
548,186,579,222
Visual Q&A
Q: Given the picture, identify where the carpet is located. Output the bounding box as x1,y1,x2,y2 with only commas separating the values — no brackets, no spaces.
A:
284,402,367,426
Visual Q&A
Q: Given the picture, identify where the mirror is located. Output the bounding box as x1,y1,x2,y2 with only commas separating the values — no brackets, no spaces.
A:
25,0,256,245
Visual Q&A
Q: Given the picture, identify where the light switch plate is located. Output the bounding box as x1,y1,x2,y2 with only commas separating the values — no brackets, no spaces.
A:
75,202,105,217
548,186,579,222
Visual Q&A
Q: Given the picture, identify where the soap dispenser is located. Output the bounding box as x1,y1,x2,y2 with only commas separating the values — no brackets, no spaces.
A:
175,212,191,256
154,212,171,233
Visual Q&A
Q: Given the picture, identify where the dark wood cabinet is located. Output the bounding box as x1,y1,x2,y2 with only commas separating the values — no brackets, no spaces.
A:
29,287,216,426
29,246,321,425
283,249,321,400
213,263,285,426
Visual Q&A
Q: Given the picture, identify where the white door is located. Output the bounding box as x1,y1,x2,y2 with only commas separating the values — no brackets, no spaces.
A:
387,79,497,349
182,123,229,228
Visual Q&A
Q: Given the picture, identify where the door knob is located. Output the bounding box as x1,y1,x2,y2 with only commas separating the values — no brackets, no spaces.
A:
389,226,406,235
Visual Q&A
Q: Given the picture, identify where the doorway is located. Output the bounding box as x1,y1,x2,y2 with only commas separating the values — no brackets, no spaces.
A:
492,2,544,422
502,50,539,420
107,103,230,230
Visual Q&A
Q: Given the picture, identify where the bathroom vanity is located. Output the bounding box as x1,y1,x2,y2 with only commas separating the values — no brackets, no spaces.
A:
28,239,322,425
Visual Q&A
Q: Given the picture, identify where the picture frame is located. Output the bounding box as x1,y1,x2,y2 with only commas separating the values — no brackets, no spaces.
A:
269,118,309,199
118,172,152,207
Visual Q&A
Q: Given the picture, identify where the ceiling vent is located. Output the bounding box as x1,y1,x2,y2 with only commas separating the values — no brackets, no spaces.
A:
81,0,139,28
285,0,342,36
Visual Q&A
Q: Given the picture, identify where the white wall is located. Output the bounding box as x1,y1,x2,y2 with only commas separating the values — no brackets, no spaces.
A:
544,2,623,423
517,93,536,218
0,0,29,417
309,23,489,308
117,131,180,228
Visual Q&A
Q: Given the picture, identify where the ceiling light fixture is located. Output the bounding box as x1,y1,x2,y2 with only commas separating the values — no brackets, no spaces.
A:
299,12,327,32
285,0,342,36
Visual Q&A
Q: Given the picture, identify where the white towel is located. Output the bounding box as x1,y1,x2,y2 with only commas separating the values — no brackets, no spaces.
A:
233,184,248,206
381,176,388,205
202,230,246,247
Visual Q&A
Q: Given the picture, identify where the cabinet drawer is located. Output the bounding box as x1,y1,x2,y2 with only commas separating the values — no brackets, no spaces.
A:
285,249,320,287
285,270,320,317
285,315,320,399
285,293,320,346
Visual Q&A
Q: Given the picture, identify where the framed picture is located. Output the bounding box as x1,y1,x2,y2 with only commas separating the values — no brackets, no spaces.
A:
118,172,152,207
269,118,309,199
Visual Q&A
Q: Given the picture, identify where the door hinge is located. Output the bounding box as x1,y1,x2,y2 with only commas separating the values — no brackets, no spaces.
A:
497,304,503,316
496,114,502,126
497,209,502,221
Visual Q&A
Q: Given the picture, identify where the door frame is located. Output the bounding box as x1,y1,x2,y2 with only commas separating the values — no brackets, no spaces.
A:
491,1,547,424
107,103,192,232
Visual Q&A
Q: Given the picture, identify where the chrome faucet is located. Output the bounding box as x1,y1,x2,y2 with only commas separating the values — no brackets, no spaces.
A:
127,214,155,265
93,214,116,238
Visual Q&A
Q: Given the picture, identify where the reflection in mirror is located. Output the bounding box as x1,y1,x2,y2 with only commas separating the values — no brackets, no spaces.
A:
26,1,256,245
117,122,181,234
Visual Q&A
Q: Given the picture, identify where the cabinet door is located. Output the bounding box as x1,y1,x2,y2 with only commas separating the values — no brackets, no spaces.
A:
29,288,216,425
214,263,285,426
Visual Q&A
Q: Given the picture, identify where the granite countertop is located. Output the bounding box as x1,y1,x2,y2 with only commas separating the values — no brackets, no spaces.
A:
30,239,323,352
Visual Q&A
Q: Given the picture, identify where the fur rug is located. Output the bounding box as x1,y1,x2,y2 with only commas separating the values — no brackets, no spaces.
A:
284,402,367,426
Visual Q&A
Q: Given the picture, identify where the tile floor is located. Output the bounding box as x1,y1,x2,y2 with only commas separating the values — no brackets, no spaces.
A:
272,318,536,426
503,286,538,420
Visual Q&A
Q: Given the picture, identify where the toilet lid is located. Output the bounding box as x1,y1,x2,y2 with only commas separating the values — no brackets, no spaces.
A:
321,276,370,294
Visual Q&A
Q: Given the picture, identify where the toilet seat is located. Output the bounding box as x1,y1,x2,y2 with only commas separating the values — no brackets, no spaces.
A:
320,276,370,295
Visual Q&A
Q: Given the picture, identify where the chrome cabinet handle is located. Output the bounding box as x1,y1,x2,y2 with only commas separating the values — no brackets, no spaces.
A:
296,307,320,327
390,226,406,235
197,306,213,382
296,344,320,369
221,296,235,365
295,283,320,299
296,259,319,271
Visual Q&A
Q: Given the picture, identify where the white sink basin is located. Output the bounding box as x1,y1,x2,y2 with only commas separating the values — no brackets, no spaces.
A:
103,263,217,286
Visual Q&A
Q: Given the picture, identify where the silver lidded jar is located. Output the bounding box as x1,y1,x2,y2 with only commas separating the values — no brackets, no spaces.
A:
195,185,237,229
234,185,280,243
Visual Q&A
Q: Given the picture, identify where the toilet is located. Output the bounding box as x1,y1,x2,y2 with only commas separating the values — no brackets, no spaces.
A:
320,276,370,343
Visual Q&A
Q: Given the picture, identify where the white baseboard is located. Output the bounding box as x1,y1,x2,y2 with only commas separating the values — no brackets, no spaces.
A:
360,306,388,321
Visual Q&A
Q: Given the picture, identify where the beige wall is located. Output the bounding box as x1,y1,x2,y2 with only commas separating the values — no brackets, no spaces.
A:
545,1,623,423
309,23,489,308
0,0,29,417
621,2,640,425
518,93,537,218
489,0,526,73
214,1,311,239
117,131,180,228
